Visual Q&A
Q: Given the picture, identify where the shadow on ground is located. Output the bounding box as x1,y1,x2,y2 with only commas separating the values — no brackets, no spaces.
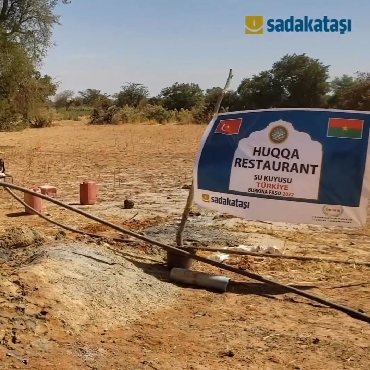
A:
113,249,316,301
6,211,32,217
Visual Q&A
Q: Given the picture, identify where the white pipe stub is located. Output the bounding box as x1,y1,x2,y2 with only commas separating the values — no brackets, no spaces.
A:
170,268,230,292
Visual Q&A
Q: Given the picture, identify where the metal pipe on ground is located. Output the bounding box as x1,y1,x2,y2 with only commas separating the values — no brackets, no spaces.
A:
1,181,370,324
3,187,135,244
6,186,369,268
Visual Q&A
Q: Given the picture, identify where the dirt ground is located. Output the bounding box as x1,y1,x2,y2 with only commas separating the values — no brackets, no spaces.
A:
0,120,369,369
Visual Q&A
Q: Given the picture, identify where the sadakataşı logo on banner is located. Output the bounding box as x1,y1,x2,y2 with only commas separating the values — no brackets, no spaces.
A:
245,16,352,35
202,193,249,210
193,109,370,227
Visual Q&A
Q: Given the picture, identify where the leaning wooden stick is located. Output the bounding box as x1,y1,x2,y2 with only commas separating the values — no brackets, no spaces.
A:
175,68,234,247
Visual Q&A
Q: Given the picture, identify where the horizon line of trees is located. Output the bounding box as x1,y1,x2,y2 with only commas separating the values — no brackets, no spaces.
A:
52,54,370,125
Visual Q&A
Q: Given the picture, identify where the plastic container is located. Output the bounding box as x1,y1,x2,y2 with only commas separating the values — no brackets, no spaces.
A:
79,181,97,205
24,187,42,215
40,185,57,198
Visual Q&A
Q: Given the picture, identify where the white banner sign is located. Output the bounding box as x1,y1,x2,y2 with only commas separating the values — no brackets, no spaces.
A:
193,109,370,226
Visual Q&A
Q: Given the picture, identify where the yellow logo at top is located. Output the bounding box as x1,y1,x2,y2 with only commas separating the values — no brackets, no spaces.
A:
245,16,264,34
245,16,352,35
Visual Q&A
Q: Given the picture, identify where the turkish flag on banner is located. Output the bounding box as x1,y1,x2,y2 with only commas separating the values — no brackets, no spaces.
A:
215,118,242,135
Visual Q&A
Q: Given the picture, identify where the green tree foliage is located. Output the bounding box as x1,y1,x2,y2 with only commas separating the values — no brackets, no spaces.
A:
53,89,74,108
204,87,241,113
336,72,370,111
0,0,70,130
147,96,162,106
237,54,330,109
115,83,149,108
90,55,370,125
327,75,355,108
159,82,204,111
238,70,276,110
220,90,242,111
78,89,110,106
0,0,70,62
271,54,330,107
0,36,57,130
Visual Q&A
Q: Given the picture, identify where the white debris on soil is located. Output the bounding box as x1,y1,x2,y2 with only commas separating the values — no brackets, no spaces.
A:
208,243,283,262
208,252,230,263
232,245,283,255
25,241,178,331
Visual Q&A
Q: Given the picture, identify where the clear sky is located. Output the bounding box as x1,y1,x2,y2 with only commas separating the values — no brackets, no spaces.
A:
42,0,370,96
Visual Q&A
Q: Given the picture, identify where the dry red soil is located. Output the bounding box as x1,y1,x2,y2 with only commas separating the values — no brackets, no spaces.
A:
0,121,369,369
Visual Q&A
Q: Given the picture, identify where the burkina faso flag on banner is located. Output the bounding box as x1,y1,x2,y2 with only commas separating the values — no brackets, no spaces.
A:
327,118,364,139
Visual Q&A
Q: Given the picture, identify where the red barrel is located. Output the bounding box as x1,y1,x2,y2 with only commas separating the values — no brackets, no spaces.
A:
80,181,97,205
24,187,42,215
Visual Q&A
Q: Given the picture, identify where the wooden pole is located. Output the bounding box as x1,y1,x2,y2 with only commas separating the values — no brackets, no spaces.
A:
175,69,234,248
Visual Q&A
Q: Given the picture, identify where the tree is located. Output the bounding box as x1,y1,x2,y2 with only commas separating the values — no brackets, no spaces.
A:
0,1,69,130
203,87,241,114
78,89,109,106
327,75,355,108
221,90,242,111
330,74,355,95
271,54,330,107
53,89,74,108
237,70,277,110
0,0,71,62
0,37,57,130
147,96,162,106
336,72,370,111
159,82,204,111
115,83,149,108
237,54,330,109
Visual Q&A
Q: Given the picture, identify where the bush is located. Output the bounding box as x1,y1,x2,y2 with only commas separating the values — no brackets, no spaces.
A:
28,108,58,128
142,104,175,124
175,108,193,124
190,106,211,124
56,106,92,121
0,100,20,131
89,101,121,125
0,113,21,131
119,105,146,123
88,100,211,126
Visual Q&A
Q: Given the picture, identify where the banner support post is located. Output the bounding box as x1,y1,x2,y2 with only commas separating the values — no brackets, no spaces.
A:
175,69,234,250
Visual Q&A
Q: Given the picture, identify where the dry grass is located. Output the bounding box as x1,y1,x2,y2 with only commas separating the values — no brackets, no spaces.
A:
0,120,204,231
0,119,202,181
